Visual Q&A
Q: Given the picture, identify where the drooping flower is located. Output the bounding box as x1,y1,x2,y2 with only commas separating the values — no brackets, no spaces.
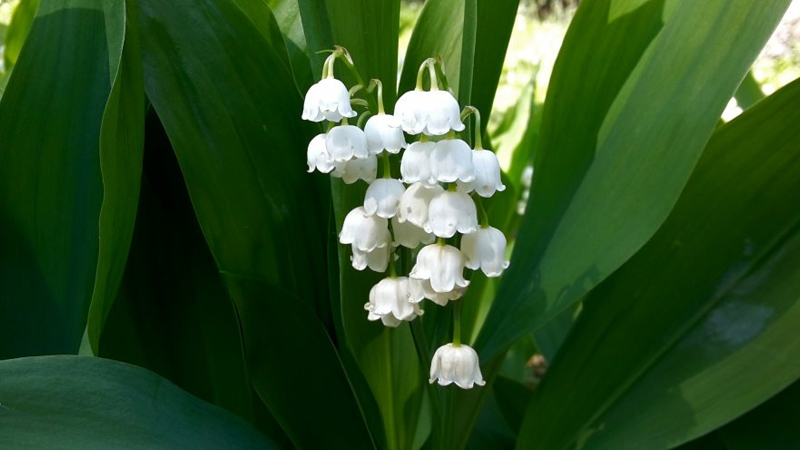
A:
397,182,443,229
331,155,378,184
302,78,357,123
426,191,478,238
408,277,465,307
365,114,407,154
461,226,510,277
364,276,424,327
430,139,475,184
458,149,506,197
429,343,485,389
326,125,369,162
400,141,436,185
339,207,389,252
392,216,434,249
364,178,405,219
306,133,336,173
410,243,469,293
351,230,392,272
394,90,465,136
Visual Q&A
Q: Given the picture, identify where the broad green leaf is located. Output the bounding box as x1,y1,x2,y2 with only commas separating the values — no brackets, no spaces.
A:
295,0,333,76
2,0,39,71
265,0,314,90
326,0,400,104
222,272,376,449
718,380,800,449
133,0,371,445
87,1,145,354
96,112,263,437
0,0,124,358
398,0,465,95
0,355,274,449
518,77,800,450
476,0,791,360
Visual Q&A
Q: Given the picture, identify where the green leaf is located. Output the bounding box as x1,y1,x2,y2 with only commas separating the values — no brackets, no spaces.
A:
476,0,792,360
265,0,314,90
518,77,800,450
133,0,375,446
2,0,39,71
87,1,145,354
718,380,800,449
222,272,376,449
0,0,125,358
0,355,275,449
96,111,263,437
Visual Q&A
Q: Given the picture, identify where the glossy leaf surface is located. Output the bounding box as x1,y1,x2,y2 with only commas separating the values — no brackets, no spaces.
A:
519,77,800,450
477,0,791,360
0,356,274,449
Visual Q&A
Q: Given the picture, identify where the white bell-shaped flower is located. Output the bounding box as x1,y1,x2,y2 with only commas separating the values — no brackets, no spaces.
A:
408,278,465,307
331,155,378,184
400,141,436,185
364,276,424,327
339,206,389,252
351,232,392,272
397,182,443,229
429,343,485,389
410,243,469,293
307,133,337,173
461,226,510,277
394,90,465,136
392,216,434,249
458,150,506,197
426,191,478,238
302,78,357,122
430,139,475,184
365,114,407,155
326,125,369,162
364,178,405,219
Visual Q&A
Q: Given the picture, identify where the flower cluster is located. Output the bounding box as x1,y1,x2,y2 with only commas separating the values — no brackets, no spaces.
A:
302,51,508,389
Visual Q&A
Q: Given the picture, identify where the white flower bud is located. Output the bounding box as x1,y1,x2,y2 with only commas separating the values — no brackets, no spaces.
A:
392,216,434,249
339,206,389,252
307,133,337,173
397,182,444,229
400,141,436,185
458,150,506,197
410,243,469,293
364,178,405,219
331,155,378,184
302,78,357,122
364,277,424,327
364,113,406,155
426,191,478,238
431,139,475,184
326,125,369,162
429,343,485,389
407,277,464,306
394,90,465,136
461,226,510,277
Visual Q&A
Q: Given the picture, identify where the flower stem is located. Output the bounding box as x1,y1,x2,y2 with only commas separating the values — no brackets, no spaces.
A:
474,194,489,227
382,152,392,178
370,79,385,114
461,106,483,149
416,58,439,91
453,299,462,347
